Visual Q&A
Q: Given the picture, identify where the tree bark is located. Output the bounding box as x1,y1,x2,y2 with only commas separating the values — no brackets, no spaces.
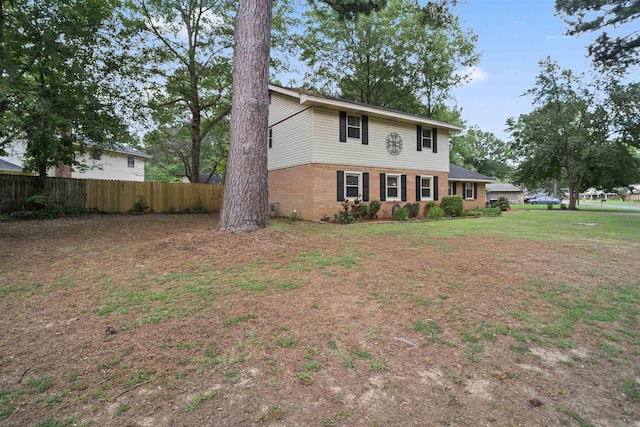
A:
219,0,272,232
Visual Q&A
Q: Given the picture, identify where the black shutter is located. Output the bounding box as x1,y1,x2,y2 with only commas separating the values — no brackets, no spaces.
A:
363,173,369,201
401,175,407,201
415,176,421,201
433,128,438,153
337,171,344,201
361,115,368,145
434,176,439,201
416,125,422,151
452,181,457,195
379,173,386,201
462,183,466,199
339,111,347,142
474,182,478,200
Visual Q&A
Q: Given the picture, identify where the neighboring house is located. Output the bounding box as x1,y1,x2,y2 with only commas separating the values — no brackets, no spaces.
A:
180,173,224,184
267,85,492,220
0,159,24,175
581,188,618,200
625,185,640,201
0,141,150,181
485,183,523,204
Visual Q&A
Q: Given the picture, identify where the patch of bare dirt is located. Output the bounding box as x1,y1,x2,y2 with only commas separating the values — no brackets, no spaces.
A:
0,213,639,426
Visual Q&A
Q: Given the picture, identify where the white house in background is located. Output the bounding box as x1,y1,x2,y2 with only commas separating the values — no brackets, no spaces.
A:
0,141,150,181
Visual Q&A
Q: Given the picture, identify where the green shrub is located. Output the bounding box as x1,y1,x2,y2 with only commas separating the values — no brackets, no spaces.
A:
129,196,149,214
427,205,445,219
393,206,409,221
334,199,361,224
440,196,463,217
367,200,381,219
26,193,48,210
358,202,370,219
497,196,510,211
423,201,436,217
467,207,501,216
404,202,420,219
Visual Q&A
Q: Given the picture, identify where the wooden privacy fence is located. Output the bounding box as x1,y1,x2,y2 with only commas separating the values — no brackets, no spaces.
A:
0,174,223,213
85,180,223,213
0,175,86,212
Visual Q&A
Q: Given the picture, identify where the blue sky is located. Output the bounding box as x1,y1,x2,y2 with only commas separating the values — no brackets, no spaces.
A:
450,0,601,140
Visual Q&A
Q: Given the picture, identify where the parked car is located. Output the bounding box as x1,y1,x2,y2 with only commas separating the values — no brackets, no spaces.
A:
524,193,547,204
529,196,561,205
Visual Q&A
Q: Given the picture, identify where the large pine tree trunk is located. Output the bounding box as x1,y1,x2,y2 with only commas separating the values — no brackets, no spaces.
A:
219,0,272,232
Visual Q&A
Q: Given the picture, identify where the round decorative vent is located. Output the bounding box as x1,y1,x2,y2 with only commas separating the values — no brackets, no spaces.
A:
386,132,403,156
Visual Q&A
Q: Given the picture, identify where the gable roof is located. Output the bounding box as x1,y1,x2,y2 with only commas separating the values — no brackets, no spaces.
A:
486,183,522,192
269,84,464,132
448,163,493,182
0,159,22,171
113,144,151,159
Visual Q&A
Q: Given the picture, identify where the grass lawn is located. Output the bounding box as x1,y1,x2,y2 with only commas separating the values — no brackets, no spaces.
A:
1,211,639,426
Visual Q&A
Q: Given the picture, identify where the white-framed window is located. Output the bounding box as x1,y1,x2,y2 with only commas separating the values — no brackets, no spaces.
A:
345,171,362,199
421,128,432,150
448,181,453,196
268,128,273,149
386,173,401,200
464,183,475,199
127,156,135,168
347,115,360,139
420,176,433,200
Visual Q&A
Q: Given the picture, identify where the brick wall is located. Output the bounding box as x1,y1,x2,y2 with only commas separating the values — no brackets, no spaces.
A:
55,165,72,178
269,164,459,221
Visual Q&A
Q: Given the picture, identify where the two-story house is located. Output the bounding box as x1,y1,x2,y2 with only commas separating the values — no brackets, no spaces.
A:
267,84,492,220
0,141,150,181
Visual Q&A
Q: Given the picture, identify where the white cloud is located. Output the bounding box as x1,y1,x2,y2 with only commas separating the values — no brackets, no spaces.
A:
464,66,488,85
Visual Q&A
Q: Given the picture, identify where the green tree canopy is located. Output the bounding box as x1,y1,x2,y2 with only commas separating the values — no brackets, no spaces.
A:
0,0,135,184
555,0,640,68
450,126,514,182
296,0,479,117
129,0,236,183
507,58,640,209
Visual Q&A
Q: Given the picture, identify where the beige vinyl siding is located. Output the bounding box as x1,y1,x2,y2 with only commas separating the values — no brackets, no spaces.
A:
267,108,313,171
311,108,450,172
269,92,307,125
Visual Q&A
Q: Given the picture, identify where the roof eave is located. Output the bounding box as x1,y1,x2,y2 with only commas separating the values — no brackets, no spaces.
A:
299,95,463,132
269,84,463,132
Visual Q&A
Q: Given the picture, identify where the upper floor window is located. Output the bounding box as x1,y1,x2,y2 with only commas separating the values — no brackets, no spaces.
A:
416,125,437,153
339,111,368,144
128,156,135,168
347,115,360,139
268,128,273,149
421,128,432,150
